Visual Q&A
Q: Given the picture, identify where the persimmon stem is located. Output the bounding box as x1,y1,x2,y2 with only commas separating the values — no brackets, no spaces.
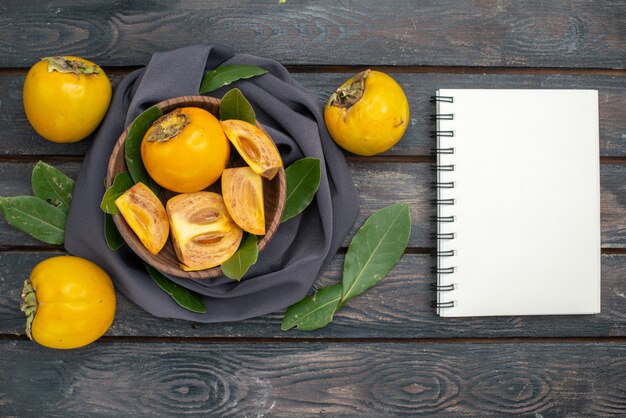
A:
43,56,100,75
146,109,190,143
20,279,37,340
328,69,369,108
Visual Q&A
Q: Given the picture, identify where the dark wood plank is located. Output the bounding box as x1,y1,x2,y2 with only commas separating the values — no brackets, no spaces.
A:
296,73,626,158
1,251,624,338
1,72,624,157
1,1,625,68
0,161,624,248
0,75,125,157
1,340,625,416
602,163,626,248
0,160,438,247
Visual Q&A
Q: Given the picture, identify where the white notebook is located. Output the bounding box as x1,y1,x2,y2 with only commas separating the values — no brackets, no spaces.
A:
434,89,601,317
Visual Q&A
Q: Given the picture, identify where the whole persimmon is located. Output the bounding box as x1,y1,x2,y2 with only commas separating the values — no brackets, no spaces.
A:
21,256,116,349
324,70,409,156
23,56,112,143
141,107,230,193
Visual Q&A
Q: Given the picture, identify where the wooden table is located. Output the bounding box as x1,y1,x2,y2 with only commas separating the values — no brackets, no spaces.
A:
1,1,625,416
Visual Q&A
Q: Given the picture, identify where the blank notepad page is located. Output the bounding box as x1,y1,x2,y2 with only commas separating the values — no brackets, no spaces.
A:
435,89,601,317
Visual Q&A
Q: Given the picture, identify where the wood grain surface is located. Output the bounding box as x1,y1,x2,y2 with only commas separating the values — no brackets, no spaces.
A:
1,72,625,157
1,0,625,68
1,251,624,339
1,161,624,248
1,340,625,416
1,1,625,416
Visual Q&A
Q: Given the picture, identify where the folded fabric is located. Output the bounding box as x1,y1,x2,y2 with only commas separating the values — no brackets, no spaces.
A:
64,44,359,322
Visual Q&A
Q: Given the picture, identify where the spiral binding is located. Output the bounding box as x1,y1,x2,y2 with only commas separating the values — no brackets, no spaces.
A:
432,301,455,309
430,130,454,138
430,95,454,103
432,181,455,189
431,164,455,171
432,95,456,313
431,147,455,154
431,283,455,291
431,216,454,223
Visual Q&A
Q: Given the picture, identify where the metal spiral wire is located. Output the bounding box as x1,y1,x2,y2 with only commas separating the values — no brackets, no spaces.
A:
432,95,456,311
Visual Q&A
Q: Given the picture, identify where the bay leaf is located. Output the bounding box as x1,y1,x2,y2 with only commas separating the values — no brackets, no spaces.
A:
281,283,342,331
104,213,124,250
100,172,133,215
219,88,256,124
0,196,66,244
221,233,259,281
340,203,411,304
31,161,75,213
199,64,267,94
124,105,162,193
281,157,321,222
145,264,207,314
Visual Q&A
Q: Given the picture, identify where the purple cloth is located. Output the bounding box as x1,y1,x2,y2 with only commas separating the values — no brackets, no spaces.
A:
64,45,359,322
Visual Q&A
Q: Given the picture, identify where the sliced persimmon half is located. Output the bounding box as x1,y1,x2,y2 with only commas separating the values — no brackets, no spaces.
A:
166,192,243,271
220,119,283,180
222,167,265,235
115,182,169,255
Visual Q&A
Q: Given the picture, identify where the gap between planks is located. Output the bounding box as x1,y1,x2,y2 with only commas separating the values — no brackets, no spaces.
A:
1,65,625,77
1,155,626,164
0,246,624,255
2,334,626,345
288,65,626,77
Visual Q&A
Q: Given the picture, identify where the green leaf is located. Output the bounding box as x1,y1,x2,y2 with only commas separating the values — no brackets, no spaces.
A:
145,264,207,314
104,213,124,250
219,88,256,124
221,233,259,281
0,196,66,244
199,65,267,94
281,283,342,331
340,204,411,304
31,161,75,213
100,172,134,215
281,157,321,222
124,105,162,193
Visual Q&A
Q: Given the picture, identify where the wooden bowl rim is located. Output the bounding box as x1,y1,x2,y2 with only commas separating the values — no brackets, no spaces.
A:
105,95,286,279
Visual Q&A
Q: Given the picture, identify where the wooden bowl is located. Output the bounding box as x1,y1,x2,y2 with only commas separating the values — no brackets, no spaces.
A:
106,96,286,279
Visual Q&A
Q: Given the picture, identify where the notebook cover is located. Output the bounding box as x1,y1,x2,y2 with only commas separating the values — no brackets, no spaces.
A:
436,89,601,317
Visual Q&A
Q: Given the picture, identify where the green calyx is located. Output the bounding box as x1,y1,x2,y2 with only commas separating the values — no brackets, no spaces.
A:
146,109,190,143
43,56,100,75
20,279,37,341
328,69,369,108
